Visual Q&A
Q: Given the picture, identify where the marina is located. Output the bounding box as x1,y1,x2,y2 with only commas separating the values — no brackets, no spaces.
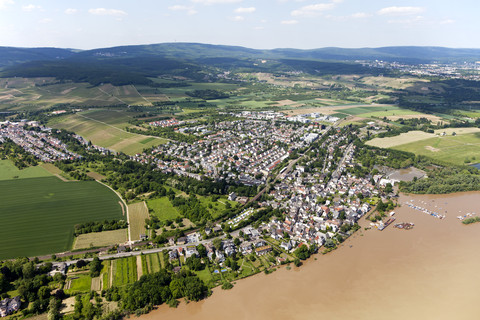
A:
404,200,446,219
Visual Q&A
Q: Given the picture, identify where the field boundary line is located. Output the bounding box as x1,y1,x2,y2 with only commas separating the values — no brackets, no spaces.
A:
97,87,129,105
132,85,153,105
76,113,171,142
95,180,131,242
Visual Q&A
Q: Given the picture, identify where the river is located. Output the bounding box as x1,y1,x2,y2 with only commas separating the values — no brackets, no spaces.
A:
139,192,480,320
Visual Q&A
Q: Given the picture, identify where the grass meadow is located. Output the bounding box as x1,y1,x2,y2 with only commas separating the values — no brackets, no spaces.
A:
0,174,123,259
0,160,52,180
393,132,480,165
73,229,127,250
147,197,180,222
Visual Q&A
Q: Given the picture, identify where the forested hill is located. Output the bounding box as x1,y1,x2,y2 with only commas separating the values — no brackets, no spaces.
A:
2,43,480,87
3,43,480,67
0,47,76,68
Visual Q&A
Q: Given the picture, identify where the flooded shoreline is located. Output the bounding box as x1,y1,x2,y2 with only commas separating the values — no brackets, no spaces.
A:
138,192,480,320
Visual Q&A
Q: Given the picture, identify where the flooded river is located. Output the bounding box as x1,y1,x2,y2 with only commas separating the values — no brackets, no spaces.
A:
139,192,480,320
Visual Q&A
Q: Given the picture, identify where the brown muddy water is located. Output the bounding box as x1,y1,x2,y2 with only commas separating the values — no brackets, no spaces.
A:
139,192,480,320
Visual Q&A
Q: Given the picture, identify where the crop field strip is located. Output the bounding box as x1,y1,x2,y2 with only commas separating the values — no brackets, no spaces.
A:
128,201,150,241
113,256,138,286
0,176,123,259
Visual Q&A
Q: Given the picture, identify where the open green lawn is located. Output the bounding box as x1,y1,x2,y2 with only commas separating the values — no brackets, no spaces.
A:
0,176,123,259
393,132,480,165
0,160,52,180
198,196,237,219
147,197,181,222
194,268,213,285
66,274,92,294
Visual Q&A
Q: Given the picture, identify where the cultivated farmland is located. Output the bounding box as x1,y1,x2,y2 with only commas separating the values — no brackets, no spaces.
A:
128,201,150,241
73,229,127,250
49,109,167,155
0,176,123,259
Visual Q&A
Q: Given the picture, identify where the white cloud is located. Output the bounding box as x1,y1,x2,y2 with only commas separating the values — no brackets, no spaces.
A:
351,12,371,19
377,6,425,16
291,2,337,17
39,18,52,23
192,0,242,5
65,8,78,15
230,15,245,21
282,19,299,25
387,15,424,25
440,19,455,25
88,8,127,17
235,7,255,13
0,0,14,10
168,5,197,15
22,4,41,12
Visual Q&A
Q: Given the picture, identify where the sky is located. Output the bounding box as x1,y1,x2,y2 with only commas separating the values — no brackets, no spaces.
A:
0,0,477,50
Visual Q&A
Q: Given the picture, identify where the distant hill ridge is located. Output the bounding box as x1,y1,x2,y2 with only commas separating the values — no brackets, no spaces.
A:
2,43,480,87
2,43,480,67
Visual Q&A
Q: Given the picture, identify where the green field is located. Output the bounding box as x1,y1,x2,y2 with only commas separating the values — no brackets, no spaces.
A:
0,160,52,180
0,176,123,259
393,132,480,165
66,274,92,294
49,109,167,155
147,197,181,222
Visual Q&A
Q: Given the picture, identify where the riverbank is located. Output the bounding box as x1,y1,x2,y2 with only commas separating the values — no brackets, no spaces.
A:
138,191,480,320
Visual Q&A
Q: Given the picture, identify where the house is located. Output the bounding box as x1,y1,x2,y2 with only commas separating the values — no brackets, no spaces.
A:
280,241,293,251
185,246,199,258
205,227,212,235
177,237,187,245
0,297,21,317
49,262,67,277
228,192,237,201
169,250,179,260
255,245,272,256
139,234,148,241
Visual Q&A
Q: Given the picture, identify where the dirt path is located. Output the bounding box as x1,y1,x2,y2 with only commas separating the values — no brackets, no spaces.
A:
119,201,125,217
136,255,143,280
109,261,114,288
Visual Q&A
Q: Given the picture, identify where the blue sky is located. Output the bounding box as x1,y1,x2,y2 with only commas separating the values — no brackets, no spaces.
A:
0,0,476,49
